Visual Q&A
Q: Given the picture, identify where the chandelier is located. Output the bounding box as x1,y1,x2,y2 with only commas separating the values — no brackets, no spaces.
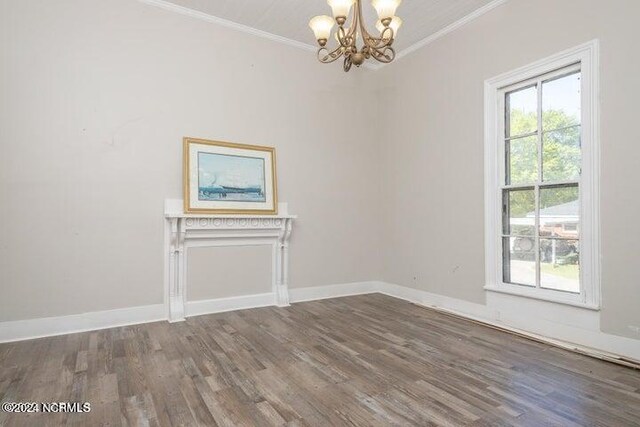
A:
309,0,402,72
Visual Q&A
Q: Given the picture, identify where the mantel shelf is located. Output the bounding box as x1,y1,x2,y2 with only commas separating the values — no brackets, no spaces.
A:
165,213,297,219
164,199,296,219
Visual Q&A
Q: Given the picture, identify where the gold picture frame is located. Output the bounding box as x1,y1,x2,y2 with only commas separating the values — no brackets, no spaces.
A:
183,137,278,215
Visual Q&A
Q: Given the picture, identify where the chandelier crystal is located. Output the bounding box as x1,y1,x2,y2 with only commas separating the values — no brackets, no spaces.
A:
309,0,402,72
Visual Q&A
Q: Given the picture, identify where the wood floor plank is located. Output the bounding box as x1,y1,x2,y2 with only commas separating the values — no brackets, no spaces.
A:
1,294,639,426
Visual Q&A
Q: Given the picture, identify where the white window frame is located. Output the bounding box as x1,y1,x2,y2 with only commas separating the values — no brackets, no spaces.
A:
484,40,601,310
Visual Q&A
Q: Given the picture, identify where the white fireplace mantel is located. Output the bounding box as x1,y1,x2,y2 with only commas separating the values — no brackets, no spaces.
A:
164,199,296,322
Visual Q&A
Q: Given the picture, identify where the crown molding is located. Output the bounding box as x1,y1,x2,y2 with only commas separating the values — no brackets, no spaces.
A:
137,0,510,72
397,0,510,60
368,0,510,71
137,0,317,53
138,0,381,70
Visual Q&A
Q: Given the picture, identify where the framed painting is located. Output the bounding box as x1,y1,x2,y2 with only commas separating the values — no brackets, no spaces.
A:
183,137,278,214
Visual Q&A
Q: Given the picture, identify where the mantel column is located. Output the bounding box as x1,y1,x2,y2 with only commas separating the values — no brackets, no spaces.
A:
276,218,293,307
168,217,186,322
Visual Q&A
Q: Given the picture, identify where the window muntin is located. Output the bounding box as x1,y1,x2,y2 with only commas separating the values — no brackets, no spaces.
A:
500,66,582,295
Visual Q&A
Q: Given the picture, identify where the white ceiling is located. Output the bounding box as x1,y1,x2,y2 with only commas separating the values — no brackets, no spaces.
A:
160,0,500,53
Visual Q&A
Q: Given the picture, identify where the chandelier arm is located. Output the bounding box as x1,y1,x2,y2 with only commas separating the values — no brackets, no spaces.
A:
355,0,394,51
348,4,358,37
336,7,358,49
355,0,374,43
380,26,394,43
338,31,356,50
364,36,391,50
365,27,394,48
342,5,358,49
343,55,353,72
317,46,345,63
337,26,348,47
369,45,396,63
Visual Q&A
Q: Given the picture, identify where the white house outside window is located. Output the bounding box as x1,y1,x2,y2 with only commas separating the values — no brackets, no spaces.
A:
484,41,600,309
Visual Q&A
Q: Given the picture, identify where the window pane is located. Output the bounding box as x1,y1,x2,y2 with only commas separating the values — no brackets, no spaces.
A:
539,184,579,238
542,72,581,131
540,238,580,293
506,135,538,185
543,126,581,182
506,85,537,138
503,237,536,286
503,188,535,235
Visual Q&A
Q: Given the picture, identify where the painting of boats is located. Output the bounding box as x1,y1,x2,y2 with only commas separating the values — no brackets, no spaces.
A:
197,152,266,202
184,137,277,214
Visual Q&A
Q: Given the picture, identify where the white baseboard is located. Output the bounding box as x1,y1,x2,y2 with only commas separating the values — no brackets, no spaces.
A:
187,281,380,318
378,282,492,319
2,280,638,366
376,282,640,365
186,292,276,318
0,282,380,344
0,304,166,344
289,281,379,303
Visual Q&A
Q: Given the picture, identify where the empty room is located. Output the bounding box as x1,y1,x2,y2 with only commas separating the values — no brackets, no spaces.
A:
1,0,640,425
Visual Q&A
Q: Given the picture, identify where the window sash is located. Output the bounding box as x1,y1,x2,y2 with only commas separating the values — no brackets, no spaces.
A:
484,40,600,310
499,65,581,294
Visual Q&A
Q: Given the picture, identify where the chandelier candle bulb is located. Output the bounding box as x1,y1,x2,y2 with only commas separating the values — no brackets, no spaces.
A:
371,0,402,21
328,0,355,25
309,15,335,46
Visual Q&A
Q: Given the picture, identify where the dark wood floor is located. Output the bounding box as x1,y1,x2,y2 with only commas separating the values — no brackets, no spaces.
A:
1,294,640,426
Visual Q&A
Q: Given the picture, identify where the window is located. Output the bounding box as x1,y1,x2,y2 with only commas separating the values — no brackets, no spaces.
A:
484,41,600,309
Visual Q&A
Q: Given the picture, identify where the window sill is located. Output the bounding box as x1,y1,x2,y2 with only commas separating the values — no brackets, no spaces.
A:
484,285,600,311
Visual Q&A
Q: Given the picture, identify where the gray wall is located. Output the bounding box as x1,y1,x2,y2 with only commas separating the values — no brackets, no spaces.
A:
376,0,640,339
1,0,638,343
0,0,382,321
